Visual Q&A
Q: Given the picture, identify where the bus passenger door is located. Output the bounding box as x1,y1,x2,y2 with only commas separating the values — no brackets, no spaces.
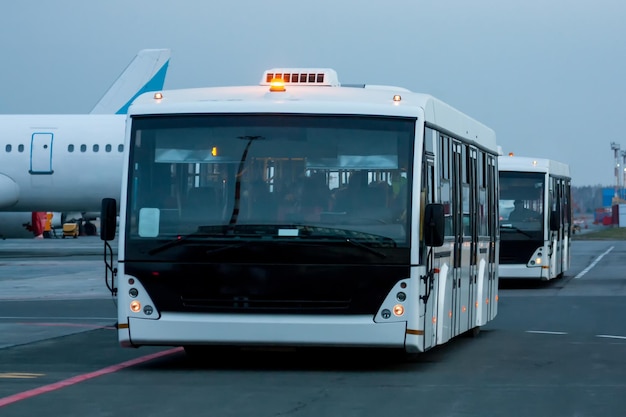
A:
553,177,562,277
451,141,466,336
421,155,437,350
487,155,499,320
437,133,455,345
467,148,479,331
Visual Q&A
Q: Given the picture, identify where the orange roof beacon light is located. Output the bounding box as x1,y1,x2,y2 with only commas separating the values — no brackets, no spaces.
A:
269,77,286,92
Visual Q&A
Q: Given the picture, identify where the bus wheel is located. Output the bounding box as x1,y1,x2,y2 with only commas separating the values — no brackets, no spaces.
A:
465,326,481,338
393,349,420,363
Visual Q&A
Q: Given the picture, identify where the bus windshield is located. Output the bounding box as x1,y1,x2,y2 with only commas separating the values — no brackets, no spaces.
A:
498,171,545,237
126,114,414,256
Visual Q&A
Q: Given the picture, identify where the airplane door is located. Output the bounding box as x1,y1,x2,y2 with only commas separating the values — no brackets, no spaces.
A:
30,133,54,174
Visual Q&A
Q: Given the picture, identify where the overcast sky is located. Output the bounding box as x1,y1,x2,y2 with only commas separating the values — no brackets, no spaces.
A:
2,0,624,186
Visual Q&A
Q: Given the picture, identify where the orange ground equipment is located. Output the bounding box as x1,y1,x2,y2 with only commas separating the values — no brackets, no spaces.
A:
62,223,79,238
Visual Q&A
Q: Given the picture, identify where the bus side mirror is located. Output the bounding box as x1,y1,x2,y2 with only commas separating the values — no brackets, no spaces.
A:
424,203,445,247
100,198,117,241
549,210,561,231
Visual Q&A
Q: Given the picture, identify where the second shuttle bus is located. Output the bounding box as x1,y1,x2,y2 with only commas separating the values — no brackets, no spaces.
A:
498,155,572,280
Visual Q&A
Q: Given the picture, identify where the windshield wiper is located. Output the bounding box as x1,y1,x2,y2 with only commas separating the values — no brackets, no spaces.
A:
344,238,387,259
147,224,281,256
296,224,398,247
147,229,231,256
148,223,397,256
500,224,533,239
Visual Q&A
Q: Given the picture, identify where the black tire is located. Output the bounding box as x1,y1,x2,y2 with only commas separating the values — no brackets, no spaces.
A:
464,326,481,338
84,222,97,236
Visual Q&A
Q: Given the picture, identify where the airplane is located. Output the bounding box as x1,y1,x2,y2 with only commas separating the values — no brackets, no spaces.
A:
0,48,171,238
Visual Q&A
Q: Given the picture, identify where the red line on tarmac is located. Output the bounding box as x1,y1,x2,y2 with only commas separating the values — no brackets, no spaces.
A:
0,347,183,408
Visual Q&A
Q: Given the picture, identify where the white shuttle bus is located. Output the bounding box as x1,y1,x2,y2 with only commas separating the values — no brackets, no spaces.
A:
498,155,572,280
101,68,500,357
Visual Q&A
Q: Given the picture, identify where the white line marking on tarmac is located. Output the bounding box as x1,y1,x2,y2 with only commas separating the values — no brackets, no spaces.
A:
574,246,614,279
526,330,568,335
596,334,626,340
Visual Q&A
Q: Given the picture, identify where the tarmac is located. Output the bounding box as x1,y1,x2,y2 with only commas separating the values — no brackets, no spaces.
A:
0,236,115,301
0,236,118,349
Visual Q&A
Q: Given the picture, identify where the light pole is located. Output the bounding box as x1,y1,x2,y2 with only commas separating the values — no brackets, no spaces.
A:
621,150,626,200
611,142,620,199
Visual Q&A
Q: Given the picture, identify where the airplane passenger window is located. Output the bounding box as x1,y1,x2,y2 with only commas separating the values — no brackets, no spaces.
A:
118,144,124,152
105,144,112,152
5,144,11,152
93,144,99,152
68,145,74,152
80,144,87,152
18,144,24,152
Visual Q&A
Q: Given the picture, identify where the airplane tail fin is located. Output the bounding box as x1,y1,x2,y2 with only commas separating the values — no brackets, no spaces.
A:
90,48,171,115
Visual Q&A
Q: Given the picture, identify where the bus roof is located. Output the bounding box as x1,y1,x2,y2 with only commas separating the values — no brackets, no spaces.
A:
128,68,497,153
498,155,571,178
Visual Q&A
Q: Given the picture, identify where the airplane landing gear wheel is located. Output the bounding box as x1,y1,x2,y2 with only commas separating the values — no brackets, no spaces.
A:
84,222,97,236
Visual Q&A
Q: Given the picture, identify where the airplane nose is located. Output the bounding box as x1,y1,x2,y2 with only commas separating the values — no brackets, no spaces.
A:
0,174,19,208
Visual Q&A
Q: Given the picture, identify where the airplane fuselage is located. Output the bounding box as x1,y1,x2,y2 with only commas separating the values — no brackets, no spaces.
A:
0,114,125,212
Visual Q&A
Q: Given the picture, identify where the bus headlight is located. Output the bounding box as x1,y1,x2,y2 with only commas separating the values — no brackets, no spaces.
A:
393,304,405,317
130,300,141,313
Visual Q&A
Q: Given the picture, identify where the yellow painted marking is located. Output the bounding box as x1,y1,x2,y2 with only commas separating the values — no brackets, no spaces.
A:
0,372,44,379
118,323,129,329
406,329,424,335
